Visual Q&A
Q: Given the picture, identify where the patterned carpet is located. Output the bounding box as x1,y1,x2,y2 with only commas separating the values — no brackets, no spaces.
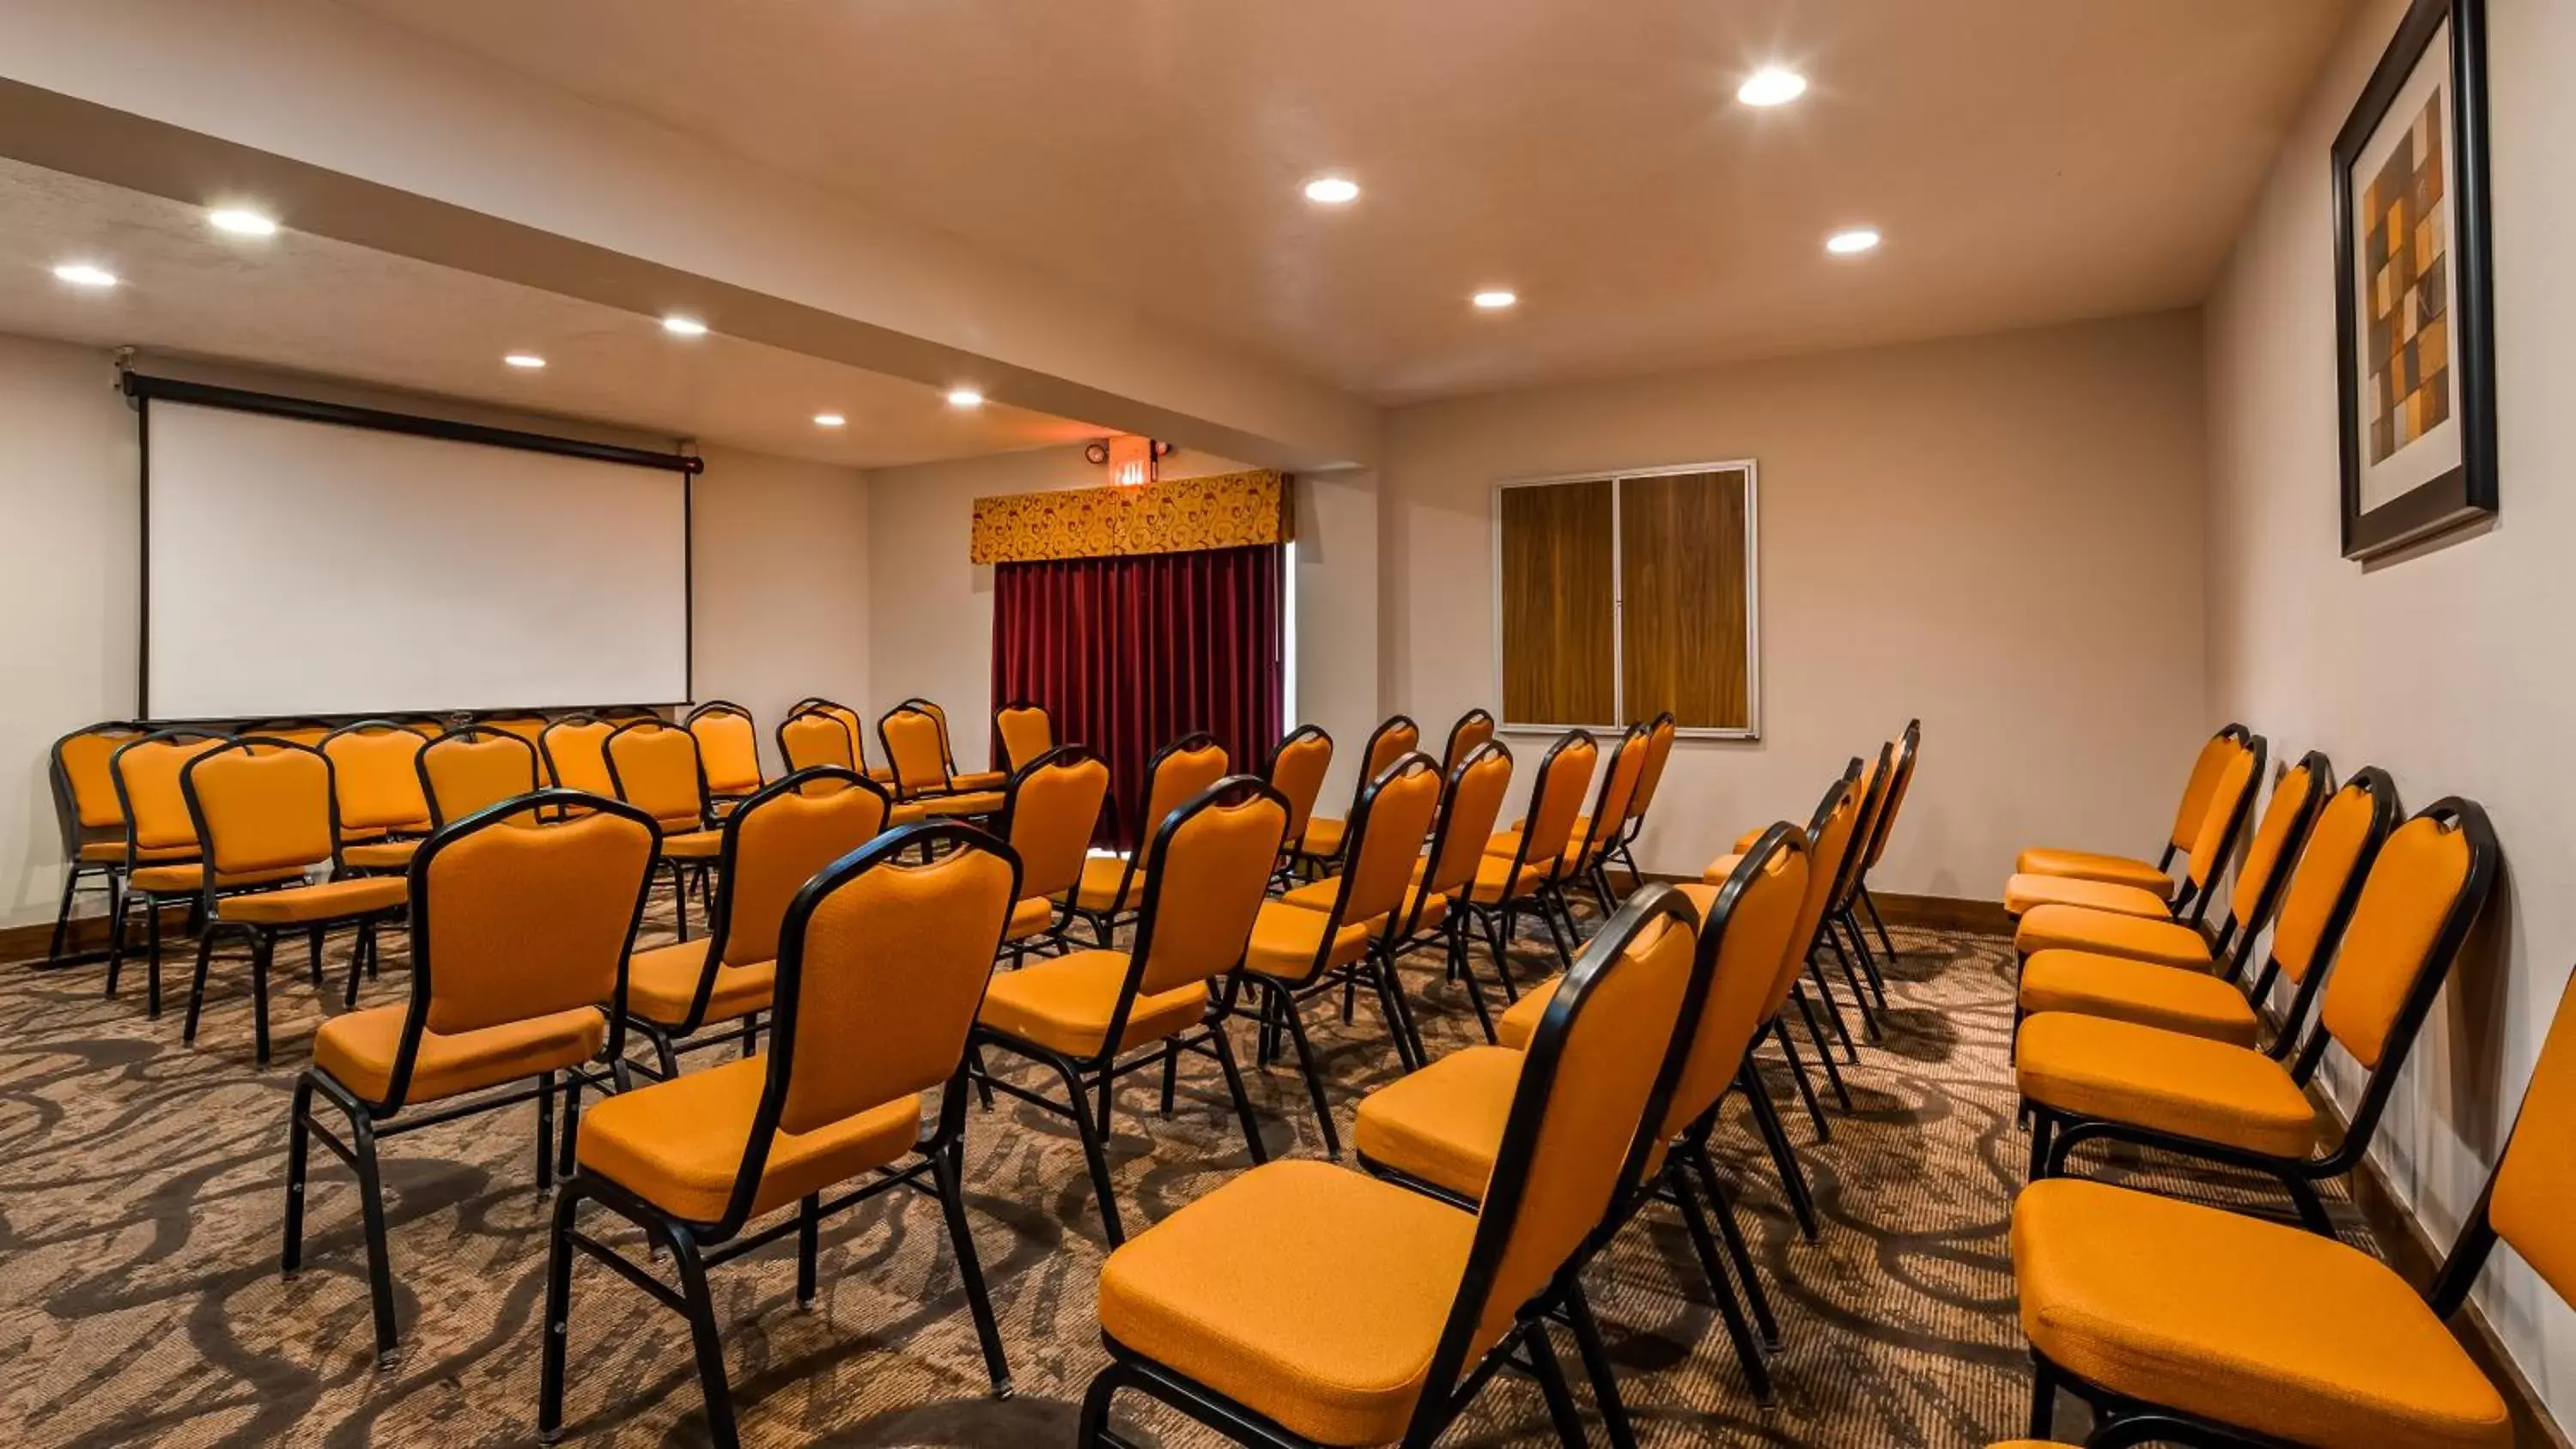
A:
0,901,2368,1448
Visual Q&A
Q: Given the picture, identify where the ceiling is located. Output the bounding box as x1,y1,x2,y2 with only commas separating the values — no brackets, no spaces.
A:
337,0,2354,403
0,156,1098,467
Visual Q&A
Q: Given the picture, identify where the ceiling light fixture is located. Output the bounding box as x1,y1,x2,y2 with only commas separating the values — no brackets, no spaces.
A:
1472,289,1518,310
946,388,985,409
1737,68,1808,107
1825,228,1881,255
504,353,547,369
661,316,708,336
1302,175,1360,205
814,413,847,427
208,208,279,236
52,262,118,288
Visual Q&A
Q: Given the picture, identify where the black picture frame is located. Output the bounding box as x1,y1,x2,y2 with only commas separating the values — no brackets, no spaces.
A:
2332,0,2495,561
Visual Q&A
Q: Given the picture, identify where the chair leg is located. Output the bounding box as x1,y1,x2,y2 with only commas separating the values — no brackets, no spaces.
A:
1825,931,1880,1043
535,1070,557,1192
1843,913,1889,1008
538,1184,584,1445
665,1224,739,1449
184,925,218,1046
1078,1358,1129,1448
1205,1016,1270,1167
1447,919,1500,1044
147,895,167,1011
1805,954,1862,1063
1860,883,1900,962
307,924,327,987
250,931,276,1066
1263,980,1342,1159
969,1044,997,1111
344,1104,404,1366
1689,1147,1781,1350
1560,1279,1643,1447
1668,1168,1776,1405
795,1193,821,1309
1521,1321,1590,1448
1785,992,1852,1115
1368,954,1426,1072
931,1137,1014,1396
1044,1052,1127,1246
106,876,132,997
2026,1109,2056,1181
46,864,82,966
2281,1170,2335,1236
558,1066,588,1181
1739,1064,1820,1240
1478,907,1522,1003
667,860,692,943
1157,1043,1178,1118
343,920,371,1009
283,1076,315,1276
2027,1352,2059,1439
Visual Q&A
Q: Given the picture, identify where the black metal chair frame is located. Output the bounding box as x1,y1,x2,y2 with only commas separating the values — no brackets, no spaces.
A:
539,822,1023,1448
101,725,235,1014
1844,718,1921,963
41,720,148,973
993,745,1106,968
604,716,720,941
283,789,659,1366
682,700,765,811
1366,739,1516,1047
1453,729,1598,997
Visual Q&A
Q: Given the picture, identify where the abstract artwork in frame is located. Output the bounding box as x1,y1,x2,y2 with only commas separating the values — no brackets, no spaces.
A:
2333,0,2495,561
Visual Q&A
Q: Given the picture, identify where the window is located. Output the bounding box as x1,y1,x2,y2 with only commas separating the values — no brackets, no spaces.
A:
1492,462,1759,737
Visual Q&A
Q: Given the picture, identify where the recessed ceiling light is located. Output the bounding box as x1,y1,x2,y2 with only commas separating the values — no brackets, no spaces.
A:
814,413,846,427
208,208,278,236
1737,68,1808,107
661,316,708,337
504,353,547,369
1471,289,1518,311
1825,228,1881,255
52,262,118,288
1302,175,1360,206
946,388,985,409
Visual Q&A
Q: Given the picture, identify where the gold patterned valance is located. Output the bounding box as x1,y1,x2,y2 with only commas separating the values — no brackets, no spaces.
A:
969,470,1294,565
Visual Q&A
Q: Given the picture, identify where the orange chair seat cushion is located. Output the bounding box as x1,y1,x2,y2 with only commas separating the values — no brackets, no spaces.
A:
626,939,774,1027
314,1003,606,1107
1284,876,1450,933
1245,900,1376,983
2013,846,2179,898
1298,816,1347,858
914,790,1006,817
217,876,409,925
661,829,724,860
1430,852,1550,906
977,949,1205,1058
2014,904,2214,968
890,802,929,827
2013,1178,2509,1449
1005,894,1060,942
577,1057,922,1224
1495,974,1561,1051
2016,1012,2315,1159
2019,951,2260,1047
341,838,422,871
1072,856,1144,912
950,769,1008,792
79,840,195,864
2005,873,2173,920
1097,1159,1479,1446
129,863,309,895
1352,1045,1522,1202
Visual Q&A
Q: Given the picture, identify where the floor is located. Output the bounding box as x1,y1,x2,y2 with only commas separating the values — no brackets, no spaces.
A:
0,897,2371,1447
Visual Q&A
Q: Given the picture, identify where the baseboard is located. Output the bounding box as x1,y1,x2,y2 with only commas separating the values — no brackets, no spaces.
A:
0,906,187,968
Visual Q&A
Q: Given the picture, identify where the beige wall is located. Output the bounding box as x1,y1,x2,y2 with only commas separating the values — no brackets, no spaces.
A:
2206,0,2576,1416
1380,310,2211,894
866,447,1382,797
0,332,871,932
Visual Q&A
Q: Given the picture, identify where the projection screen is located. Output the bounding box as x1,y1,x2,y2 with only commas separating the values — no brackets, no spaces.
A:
141,392,692,719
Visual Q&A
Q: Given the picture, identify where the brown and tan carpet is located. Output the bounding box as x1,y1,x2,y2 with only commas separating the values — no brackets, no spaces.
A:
0,904,2373,1447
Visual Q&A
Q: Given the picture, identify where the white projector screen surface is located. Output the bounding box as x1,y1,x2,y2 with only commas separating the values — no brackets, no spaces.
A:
144,401,690,719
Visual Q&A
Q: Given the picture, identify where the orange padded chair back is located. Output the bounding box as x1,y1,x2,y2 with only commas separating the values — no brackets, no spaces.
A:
323,722,434,836
2314,801,2498,1070
540,717,617,795
1767,765,1866,1016
879,706,952,796
1859,720,1922,873
752,828,1019,1203
707,769,890,968
1139,734,1230,845
778,706,860,774
995,702,1056,774
1443,709,1497,773
1338,756,1446,926
2169,727,2251,853
1665,826,1810,1134
1517,731,1600,873
605,719,708,834
1626,713,1678,823
412,794,658,1035
111,730,228,855
1132,780,1291,997
1359,717,1421,785
53,723,144,835
1265,726,1334,847
1424,743,1515,897
1572,725,1650,871
2483,981,2576,1310
2268,770,2397,989
1003,747,1112,902
184,738,337,876
686,702,764,799
2179,735,2267,896
2222,754,2330,936
420,728,540,827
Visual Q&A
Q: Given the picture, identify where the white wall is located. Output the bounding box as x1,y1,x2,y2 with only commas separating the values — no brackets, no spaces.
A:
2205,0,2576,1416
0,334,872,932
866,447,1382,798
1379,311,2213,895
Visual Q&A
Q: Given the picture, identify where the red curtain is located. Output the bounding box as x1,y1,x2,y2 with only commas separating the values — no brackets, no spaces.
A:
991,543,1284,848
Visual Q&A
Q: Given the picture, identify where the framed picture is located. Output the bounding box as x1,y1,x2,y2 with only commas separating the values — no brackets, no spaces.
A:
2332,0,2495,561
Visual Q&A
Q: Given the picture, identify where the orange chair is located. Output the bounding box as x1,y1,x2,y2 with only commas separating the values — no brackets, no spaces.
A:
1514,720,1650,923
283,790,659,1364
418,726,542,828
995,745,1113,965
1070,731,1230,944
787,697,884,780
1439,706,1496,774
1263,724,1334,883
973,778,1286,1243
104,727,234,1011
178,737,412,1058
1076,884,1713,1449
538,715,618,796
543,823,1021,1445
1294,714,1421,874
605,718,725,939
776,701,861,773
994,699,1058,775
620,767,890,1078
1845,718,1922,961
878,702,1007,818
1241,753,1447,1152
1595,711,1676,893
43,720,149,969
684,700,766,810
323,720,438,875
897,695,1008,791
1459,729,1598,984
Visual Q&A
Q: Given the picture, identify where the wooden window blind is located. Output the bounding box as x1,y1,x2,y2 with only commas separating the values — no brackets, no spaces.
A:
1492,464,1758,735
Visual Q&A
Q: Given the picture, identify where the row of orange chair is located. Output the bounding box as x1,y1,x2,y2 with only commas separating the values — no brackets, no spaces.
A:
1993,726,2558,1449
